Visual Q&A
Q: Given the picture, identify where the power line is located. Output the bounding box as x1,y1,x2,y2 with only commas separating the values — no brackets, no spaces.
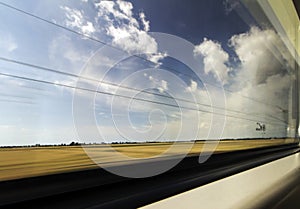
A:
0,98,35,105
0,1,286,111
0,71,286,127
0,56,287,125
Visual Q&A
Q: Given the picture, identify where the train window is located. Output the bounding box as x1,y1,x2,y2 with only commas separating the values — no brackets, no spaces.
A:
0,0,299,181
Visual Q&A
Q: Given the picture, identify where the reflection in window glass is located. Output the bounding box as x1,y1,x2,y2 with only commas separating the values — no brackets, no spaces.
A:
0,0,298,180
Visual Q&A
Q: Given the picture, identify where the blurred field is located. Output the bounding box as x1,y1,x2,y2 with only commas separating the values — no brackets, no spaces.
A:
0,138,297,181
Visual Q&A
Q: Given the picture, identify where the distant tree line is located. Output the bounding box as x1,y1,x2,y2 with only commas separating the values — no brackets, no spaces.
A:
0,137,290,148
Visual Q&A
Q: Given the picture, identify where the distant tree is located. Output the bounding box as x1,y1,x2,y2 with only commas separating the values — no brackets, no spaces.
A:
69,141,80,146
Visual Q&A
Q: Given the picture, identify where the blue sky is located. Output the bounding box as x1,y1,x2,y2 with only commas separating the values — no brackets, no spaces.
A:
0,0,294,145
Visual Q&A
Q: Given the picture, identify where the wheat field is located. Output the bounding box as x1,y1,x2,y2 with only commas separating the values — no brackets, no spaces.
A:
0,138,297,181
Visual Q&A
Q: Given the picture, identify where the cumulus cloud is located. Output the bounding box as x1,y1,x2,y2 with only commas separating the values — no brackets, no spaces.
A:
60,0,165,68
59,2,292,140
95,0,165,64
106,24,158,54
226,27,291,137
186,80,198,93
96,1,138,26
229,27,289,86
192,26,292,138
117,0,134,17
194,38,230,84
61,6,95,36
139,12,150,32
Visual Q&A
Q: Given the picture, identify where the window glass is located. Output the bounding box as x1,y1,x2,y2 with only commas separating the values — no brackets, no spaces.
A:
0,0,298,180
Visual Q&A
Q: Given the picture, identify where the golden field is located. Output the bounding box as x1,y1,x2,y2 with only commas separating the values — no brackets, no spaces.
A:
0,138,297,181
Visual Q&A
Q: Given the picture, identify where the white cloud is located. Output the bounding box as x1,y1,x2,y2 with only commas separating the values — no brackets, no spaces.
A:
148,52,168,67
61,6,95,36
161,80,168,90
186,80,198,92
158,80,168,93
96,1,137,24
95,0,165,64
194,38,230,84
191,26,292,138
57,3,291,141
106,24,158,55
229,26,288,85
224,27,291,138
81,22,96,35
117,0,134,17
139,12,150,32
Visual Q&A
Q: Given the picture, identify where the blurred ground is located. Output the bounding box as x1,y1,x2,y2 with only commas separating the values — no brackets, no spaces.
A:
0,138,296,181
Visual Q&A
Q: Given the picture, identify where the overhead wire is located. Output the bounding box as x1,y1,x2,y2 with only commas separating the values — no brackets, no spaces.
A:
0,2,290,127
0,71,287,127
0,1,286,111
0,56,288,125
